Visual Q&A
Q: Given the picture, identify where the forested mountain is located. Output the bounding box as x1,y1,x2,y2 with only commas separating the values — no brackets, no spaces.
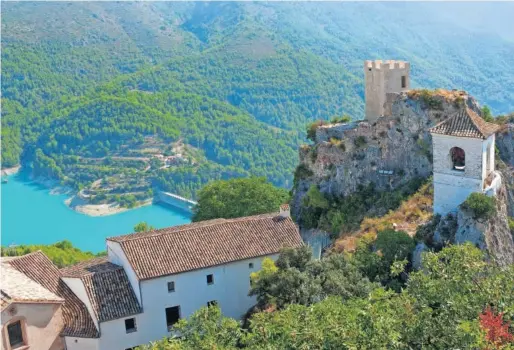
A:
2,1,514,199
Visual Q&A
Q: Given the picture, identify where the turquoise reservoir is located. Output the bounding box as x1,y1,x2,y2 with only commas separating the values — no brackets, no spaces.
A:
1,173,191,253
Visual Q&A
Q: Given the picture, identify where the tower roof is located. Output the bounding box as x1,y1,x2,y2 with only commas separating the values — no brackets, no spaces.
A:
429,107,501,139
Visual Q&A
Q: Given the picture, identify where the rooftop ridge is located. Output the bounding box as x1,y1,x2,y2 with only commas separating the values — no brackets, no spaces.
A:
429,107,500,139
60,256,122,278
107,212,280,244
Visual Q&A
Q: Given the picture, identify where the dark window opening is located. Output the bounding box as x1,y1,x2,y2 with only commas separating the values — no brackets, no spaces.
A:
450,147,466,171
368,68,372,71
166,306,181,329
401,76,407,88
249,263,254,269
167,281,175,293
207,274,214,285
207,300,218,307
7,321,24,348
125,318,137,333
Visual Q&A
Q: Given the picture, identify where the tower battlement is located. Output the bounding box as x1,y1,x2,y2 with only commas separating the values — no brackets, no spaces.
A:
364,59,410,122
365,60,410,70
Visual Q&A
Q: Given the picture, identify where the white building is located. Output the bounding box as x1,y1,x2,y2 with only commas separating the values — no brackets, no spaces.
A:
429,107,502,215
2,209,302,350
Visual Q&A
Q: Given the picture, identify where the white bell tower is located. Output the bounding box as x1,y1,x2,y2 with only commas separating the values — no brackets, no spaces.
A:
429,107,500,215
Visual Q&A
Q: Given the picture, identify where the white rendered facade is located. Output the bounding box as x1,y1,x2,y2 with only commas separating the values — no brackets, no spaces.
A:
62,241,280,350
431,133,496,216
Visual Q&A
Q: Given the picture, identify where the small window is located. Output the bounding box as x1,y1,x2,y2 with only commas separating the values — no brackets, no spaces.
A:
206,274,214,285
125,318,137,333
207,300,218,307
166,306,181,329
167,281,175,293
401,76,407,88
249,262,254,269
7,321,24,348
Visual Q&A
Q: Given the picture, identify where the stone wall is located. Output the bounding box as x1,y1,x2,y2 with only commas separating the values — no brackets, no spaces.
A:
365,60,410,122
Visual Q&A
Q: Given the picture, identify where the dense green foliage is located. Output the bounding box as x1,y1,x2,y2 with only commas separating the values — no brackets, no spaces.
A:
300,178,426,236
137,244,514,349
3,2,514,198
354,230,416,291
134,222,155,233
192,177,289,222
0,240,104,268
462,192,497,220
249,246,376,309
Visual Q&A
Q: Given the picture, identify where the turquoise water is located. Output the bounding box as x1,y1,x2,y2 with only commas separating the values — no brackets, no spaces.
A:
1,173,191,253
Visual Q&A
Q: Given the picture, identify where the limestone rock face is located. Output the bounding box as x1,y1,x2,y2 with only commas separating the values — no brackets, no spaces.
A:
496,124,514,217
292,90,480,223
454,175,514,266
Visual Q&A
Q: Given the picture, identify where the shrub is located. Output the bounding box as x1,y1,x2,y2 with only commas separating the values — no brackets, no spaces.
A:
330,115,351,124
293,164,313,186
481,105,494,122
418,89,443,110
462,193,496,220
508,217,514,237
354,136,367,148
306,120,324,141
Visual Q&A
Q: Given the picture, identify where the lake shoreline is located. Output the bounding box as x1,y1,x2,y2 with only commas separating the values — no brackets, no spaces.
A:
1,165,21,176
28,173,153,217
65,195,153,217
2,173,191,252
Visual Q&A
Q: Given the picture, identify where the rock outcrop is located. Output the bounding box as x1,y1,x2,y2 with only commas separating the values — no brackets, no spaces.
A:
454,175,514,266
496,123,514,217
292,90,480,221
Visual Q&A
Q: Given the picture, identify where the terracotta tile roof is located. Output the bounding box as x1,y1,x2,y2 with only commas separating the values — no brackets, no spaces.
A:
61,258,142,322
107,213,303,280
60,256,114,278
7,252,99,338
429,107,501,139
1,262,63,310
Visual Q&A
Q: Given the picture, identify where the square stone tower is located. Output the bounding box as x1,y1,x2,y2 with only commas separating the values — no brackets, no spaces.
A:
429,108,501,215
364,60,410,122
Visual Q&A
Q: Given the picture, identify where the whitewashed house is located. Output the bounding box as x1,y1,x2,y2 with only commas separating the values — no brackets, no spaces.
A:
3,209,302,350
429,107,502,215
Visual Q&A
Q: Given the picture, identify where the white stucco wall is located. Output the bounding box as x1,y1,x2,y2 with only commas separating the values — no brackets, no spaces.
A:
62,277,99,330
65,336,99,350
432,133,491,215
95,254,278,349
107,241,141,305
96,315,144,350
433,173,482,215
481,134,495,179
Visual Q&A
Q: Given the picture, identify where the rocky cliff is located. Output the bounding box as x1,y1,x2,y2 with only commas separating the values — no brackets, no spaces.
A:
292,89,480,222
454,176,514,266
421,173,514,267
496,123,514,217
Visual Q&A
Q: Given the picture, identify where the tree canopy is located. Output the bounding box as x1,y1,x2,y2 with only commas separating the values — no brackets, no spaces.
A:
192,177,290,222
137,244,514,349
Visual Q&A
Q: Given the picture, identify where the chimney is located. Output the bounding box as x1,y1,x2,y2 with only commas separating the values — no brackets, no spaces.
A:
279,204,290,218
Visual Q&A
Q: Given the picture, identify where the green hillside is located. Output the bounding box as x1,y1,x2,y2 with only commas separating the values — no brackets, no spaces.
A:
2,2,513,198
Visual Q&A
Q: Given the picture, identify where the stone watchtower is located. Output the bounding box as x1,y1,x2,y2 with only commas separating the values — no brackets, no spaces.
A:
364,60,410,122
429,108,501,215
